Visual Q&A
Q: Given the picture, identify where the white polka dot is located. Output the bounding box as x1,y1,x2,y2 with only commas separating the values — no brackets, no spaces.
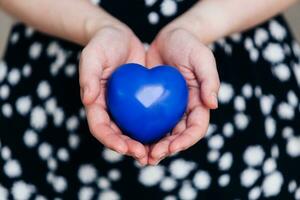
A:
272,64,291,81
169,159,196,179
11,181,35,200
68,134,80,149
29,42,42,59
234,113,249,130
160,177,177,191
262,171,283,197
148,12,159,24
23,129,38,147
0,184,8,200
47,158,57,171
288,180,297,193
0,85,10,100
145,0,157,6
295,187,300,200
271,145,279,158
250,48,259,62
65,64,76,77
254,86,262,97
193,170,211,190
102,148,123,163
179,181,197,200
277,102,294,120
208,134,224,150
0,61,7,83
269,20,286,41
286,136,300,157
287,90,298,107
260,95,275,115
139,166,164,186
1,146,11,160
8,68,21,86
164,196,176,200
263,43,284,63
248,186,261,200
57,148,69,161
25,27,34,37
22,64,32,77
45,98,57,114
254,28,269,47
35,195,47,200
263,158,277,174
234,96,246,111
4,160,22,178
243,145,265,166
218,152,233,171
108,169,121,181
10,33,19,44
90,0,100,5
265,117,276,139
160,0,177,17
37,81,51,99
218,82,234,103
218,174,230,187
223,123,234,138
79,107,86,119
52,176,67,193
78,187,94,200
66,116,79,131
53,108,64,127
30,106,47,130
205,124,217,138
240,168,260,187
78,164,97,184
230,33,242,42
97,177,110,189
16,96,32,116
242,84,253,99
98,190,120,200
245,38,254,50
38,142,52,160
2,103,13,118
207,150,220,163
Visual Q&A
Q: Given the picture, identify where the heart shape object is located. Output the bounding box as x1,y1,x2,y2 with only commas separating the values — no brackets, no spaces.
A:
106,63,188,144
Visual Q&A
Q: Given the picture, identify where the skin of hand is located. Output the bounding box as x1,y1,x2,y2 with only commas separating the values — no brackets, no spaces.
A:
146,28,220,165
79,24,150,166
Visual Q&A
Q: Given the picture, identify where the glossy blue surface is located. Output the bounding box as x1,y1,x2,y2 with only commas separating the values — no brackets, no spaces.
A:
106,63,188,144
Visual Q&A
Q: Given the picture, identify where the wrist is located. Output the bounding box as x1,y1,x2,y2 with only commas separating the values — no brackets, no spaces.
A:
163,2,230,45
83,13,127,45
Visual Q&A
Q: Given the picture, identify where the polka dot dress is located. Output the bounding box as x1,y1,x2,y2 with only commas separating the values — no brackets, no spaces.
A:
1,0,300,199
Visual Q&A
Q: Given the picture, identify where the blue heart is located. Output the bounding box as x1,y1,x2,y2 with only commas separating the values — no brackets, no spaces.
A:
106,63,188,144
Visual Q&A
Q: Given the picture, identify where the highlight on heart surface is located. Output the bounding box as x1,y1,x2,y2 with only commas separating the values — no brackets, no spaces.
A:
106,63,188,144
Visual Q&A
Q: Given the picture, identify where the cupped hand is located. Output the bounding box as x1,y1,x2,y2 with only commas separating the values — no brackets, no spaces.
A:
146,28,220,165
79,25,149,165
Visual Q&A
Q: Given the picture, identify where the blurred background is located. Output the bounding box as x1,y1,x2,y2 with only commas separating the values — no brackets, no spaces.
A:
0,5,300,57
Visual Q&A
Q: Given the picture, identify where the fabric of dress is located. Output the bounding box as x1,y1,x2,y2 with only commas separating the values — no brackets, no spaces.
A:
1,0,300,199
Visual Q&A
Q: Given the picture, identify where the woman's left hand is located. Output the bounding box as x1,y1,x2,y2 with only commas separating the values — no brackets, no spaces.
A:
146,28,220,165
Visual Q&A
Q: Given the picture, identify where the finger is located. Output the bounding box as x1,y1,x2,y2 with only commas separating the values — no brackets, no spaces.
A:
149,134,178,165
190,44,220,109
171,116,187,135
146,43,163,68
127,36,147,66
79,46,104,105
169,105,209,154
86,104,128,154
120,135,147,160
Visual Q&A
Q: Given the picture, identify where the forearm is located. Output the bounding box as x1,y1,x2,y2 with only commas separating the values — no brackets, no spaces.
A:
0,0,124,45
166,0,298,44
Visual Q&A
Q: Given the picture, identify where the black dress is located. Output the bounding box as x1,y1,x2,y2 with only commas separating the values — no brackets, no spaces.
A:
1,0,300,199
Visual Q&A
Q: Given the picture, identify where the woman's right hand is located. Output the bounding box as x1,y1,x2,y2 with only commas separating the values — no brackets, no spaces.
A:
79,24,149,165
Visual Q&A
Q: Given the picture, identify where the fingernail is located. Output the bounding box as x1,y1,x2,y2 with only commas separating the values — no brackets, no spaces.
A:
157,152,167,160
211,92,218,108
